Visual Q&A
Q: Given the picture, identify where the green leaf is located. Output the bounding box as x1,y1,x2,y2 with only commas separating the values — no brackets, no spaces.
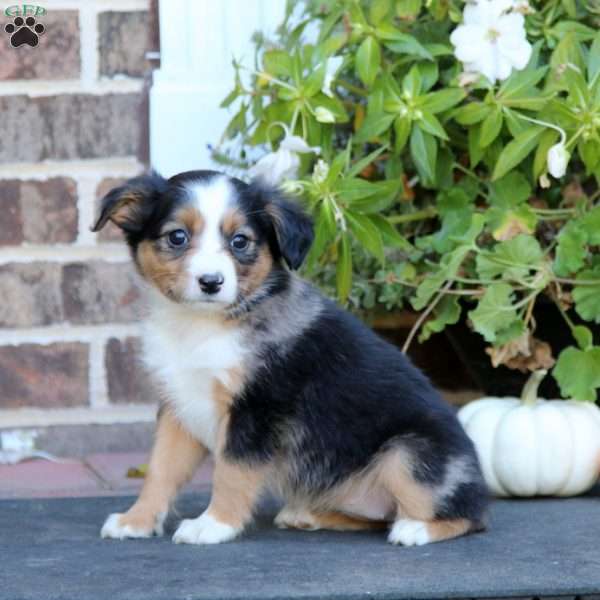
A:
355,112,395,142
369,214,413,250
489,172,531,207
581,207,600,244
306,200,336,270
403,65,422,98
468,124,484,168
417,111,448,140
554,222,588,276
412,271,445,310
479,108,503,148
553,346,600,401
476,234,543,281
551,21,596,42
346,211,385,263
589,31,600,84
347,146,388,179
419,296,461,343
394,116,412,153
572,325,594,352
492,126,543,180
498,66,547,97
578,139,600,174
468,282,519,343
573,267,600,323
381,31,432,60
347,180,401,213
337,178,381,202
419,62,439,92
495,319,527,346
533,129,559,179
336,233,352,301
303,63,326,97
263,50,292,77
356,36,381,87
395,0,422,19
369,0,391,25
487,205,537,241
420,89,465,114
311,93,349,122
454,102,492,125
410,125,437,186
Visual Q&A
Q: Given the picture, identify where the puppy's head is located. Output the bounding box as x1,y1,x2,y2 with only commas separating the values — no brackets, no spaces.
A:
92,170,313,311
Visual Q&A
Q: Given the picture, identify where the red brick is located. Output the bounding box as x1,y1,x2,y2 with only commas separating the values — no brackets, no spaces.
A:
61,262,141,324
0,178,78,245
0,263,63,327
0,342,88,408
0,181,24,245
98,11,150,78
0,11,80,81
105,337,160,404
0,94,144,163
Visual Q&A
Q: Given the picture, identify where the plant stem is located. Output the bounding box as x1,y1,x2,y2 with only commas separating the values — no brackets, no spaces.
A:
520,369,547,405
388,207,438,223
337,80,368,97
402,280,453,354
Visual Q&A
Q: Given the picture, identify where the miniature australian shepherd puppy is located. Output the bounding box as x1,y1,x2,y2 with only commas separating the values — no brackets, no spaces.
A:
94,169,489,546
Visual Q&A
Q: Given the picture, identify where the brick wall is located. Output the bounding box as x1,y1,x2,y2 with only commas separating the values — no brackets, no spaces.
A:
0,0,159,441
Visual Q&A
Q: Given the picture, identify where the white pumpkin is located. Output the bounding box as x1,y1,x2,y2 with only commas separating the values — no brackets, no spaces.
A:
458,370,600,497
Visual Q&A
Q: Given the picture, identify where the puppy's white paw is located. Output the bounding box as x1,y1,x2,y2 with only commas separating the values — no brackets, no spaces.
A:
172,512,240,545
388,518,431,546
100,512,165,540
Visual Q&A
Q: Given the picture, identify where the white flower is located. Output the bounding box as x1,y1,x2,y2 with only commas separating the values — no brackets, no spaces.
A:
312,159,330,184
249,126,320,186
314,106,336,123
450,0,532,83
322,56,344,97
547,143,570,179
513,0,534,15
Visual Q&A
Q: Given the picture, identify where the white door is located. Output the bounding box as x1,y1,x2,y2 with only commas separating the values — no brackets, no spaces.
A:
150,0,285,178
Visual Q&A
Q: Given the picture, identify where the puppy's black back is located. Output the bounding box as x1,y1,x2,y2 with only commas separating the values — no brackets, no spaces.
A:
226,293,488,523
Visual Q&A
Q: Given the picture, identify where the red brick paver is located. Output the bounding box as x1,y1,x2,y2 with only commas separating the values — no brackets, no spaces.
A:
0,458,105,498
0,452,215,499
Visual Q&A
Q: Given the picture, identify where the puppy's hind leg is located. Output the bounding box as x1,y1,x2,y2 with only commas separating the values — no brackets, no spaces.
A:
379,449,485,546
101,407,207,540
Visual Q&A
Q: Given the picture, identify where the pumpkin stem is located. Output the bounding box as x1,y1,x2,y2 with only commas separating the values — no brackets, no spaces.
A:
521,369,547,405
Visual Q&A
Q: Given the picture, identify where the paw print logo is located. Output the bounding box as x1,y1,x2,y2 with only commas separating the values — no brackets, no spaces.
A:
4,16,45,48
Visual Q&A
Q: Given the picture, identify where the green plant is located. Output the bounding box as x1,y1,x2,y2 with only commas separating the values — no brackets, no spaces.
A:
217,0,600,400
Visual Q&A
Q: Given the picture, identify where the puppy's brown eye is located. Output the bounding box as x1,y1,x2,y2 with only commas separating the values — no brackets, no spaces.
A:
168,229,188,248
231,234,249,251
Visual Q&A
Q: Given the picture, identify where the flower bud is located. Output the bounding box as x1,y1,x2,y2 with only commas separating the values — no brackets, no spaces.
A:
547,143,570,178
315,106,336,123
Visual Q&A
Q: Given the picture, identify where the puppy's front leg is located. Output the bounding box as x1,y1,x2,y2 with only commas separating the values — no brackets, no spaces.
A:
101,407,207,539
173,420,267,545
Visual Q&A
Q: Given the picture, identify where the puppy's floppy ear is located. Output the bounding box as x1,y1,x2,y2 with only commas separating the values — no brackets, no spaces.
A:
91,171,167,233
258,185,314,270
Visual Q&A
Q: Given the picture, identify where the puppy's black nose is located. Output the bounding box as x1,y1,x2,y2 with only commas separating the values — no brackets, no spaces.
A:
198,273,224,295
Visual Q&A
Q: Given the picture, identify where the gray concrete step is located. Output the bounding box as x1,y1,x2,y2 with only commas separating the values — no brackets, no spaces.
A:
1,489,599,600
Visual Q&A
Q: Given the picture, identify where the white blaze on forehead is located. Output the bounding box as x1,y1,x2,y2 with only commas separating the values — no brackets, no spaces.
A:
184,176,238,304
190,176,234,252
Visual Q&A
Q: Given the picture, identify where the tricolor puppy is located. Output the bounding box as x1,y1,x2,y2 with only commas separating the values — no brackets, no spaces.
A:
94,170,489,546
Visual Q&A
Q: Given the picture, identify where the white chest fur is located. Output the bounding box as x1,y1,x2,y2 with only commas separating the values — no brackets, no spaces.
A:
141,303,247,452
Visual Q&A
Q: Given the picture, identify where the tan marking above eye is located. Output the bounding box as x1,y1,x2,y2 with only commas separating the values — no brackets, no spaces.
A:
222,208,248,238
171,205,205,236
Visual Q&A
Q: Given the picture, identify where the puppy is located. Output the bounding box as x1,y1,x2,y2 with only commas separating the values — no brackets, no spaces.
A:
94,170,489,546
